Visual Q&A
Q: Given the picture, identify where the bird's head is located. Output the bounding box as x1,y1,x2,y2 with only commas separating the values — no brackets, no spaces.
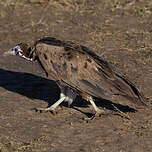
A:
4,43,34,61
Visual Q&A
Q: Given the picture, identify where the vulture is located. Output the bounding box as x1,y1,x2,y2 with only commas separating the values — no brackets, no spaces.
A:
4,37,146,118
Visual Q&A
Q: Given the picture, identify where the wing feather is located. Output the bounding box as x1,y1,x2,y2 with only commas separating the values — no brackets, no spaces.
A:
34,37,146,106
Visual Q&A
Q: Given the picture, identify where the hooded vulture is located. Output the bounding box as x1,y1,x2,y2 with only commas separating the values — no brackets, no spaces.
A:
4,37,146,118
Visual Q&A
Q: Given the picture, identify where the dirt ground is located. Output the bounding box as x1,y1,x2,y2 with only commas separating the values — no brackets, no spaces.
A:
0,0,152,151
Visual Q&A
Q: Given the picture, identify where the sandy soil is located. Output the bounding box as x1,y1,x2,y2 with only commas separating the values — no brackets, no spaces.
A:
0,0,152,151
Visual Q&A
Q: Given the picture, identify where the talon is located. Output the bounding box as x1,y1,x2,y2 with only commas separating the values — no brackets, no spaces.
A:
33,107,57,114
32,108,39,112
84,109,112,121
84,115,95,121
50,110,57,115
39,110,43,113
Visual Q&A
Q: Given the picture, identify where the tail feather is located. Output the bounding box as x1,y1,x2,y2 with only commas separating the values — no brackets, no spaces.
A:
115,72,147,106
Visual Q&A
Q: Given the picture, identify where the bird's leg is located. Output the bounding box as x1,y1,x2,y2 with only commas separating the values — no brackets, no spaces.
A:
86,97,106,120
35,86,76,114
35,86,67,114
64,87,76,108
35,96,66,114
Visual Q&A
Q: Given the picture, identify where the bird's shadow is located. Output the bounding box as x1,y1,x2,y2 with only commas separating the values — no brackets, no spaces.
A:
0,68,136,117
70,97,136,118
0,68,60,103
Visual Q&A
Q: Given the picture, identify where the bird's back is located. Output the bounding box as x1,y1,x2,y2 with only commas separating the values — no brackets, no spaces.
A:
33,37,146,106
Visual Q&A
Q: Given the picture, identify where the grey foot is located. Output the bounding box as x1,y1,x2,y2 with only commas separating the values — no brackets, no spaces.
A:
84,108,108,121
34,107,57,115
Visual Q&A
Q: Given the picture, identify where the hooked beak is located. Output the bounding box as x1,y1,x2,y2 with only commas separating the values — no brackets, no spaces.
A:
3,49,15,57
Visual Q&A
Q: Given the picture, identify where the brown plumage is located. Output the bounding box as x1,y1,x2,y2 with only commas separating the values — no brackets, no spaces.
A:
6,37,147,118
